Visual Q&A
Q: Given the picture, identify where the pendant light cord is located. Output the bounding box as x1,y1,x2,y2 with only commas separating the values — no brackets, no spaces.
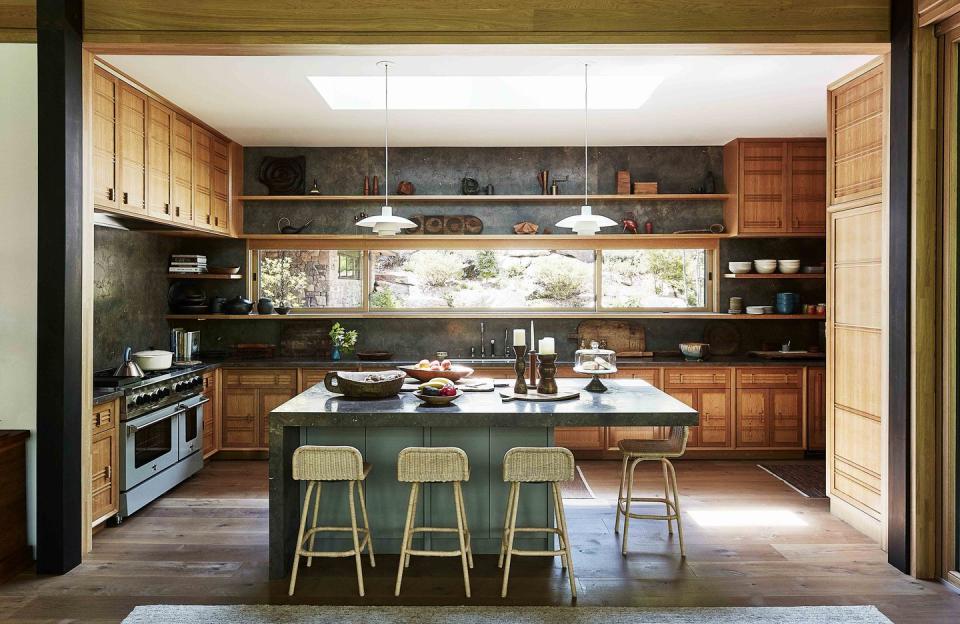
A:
383,61,390,208
584,63,589,206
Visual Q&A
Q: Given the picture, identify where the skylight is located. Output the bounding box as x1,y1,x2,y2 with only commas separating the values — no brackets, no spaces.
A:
307,75,664,110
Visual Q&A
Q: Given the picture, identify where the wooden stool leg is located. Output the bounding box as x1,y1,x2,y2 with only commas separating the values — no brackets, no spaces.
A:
404,482,419,569
306,481,322,567
661,459,674,535
500,481,521,598
553,482,577,600
395,482,417,597
498,480,517,569
550,480,566,570
455,480,473,569
288,480,315,596
347,481,365,597
452,481,472,598
621,457,641,556
666,459,686,558
357,480,375,567
614,455,628,535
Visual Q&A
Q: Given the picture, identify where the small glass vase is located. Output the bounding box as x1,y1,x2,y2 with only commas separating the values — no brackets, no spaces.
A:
332,346,341,361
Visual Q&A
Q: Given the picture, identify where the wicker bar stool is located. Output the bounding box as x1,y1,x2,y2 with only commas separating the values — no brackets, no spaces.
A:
499,447,577,599
394,447,473,598
614,426,689,557
288,445,375,597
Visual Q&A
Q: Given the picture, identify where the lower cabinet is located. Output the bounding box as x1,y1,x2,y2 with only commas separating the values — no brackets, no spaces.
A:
735,368,804,449
607,368,666,448
201,369,220,458
807,367,826,451
221,369,297,451
554,427,606,450
664,386,734,448
91,398,120,526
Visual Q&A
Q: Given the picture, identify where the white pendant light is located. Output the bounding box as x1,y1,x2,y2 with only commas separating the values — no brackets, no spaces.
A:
356,61,416,236
555,64,617,236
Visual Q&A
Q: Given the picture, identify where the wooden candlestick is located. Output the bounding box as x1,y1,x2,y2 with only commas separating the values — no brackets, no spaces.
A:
528,350,538,387
512,345,528,394
536,353,558,395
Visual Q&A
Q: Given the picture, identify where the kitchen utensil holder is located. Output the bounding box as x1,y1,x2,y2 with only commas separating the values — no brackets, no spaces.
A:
536,353,558,395
512,345,528,394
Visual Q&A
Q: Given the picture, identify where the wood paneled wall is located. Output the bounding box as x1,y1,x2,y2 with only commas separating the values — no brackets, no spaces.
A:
0,0,35,41
826,58,888,545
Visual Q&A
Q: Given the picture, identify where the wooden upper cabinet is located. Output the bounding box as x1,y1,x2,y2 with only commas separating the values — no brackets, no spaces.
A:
211,137,230,233
724,138,827,235
117,83,147,214
192,124,213,230
171,115,194,225
146,100,173,220
92,67,118,211
828,64,884,205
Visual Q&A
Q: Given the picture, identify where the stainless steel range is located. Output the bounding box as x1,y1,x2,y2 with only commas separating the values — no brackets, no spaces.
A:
94,364,208,520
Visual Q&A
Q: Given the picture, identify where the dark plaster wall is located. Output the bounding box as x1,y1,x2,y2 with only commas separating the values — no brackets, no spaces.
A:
243,146,724,236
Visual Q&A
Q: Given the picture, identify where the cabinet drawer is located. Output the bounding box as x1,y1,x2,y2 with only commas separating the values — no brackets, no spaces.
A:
202,371,217,391
554,427,605,450
224,368,297,388
620,367,659,386
737,367,802,388
663,368,729,388
92,400,118,437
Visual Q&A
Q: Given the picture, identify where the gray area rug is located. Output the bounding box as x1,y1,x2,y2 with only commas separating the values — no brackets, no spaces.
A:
122,605,894,624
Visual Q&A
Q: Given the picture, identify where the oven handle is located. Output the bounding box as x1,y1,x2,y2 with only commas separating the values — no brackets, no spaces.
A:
127,408,185,434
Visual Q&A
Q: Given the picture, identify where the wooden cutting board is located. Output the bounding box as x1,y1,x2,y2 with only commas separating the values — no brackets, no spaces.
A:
499,390,581,402
576,320,651,357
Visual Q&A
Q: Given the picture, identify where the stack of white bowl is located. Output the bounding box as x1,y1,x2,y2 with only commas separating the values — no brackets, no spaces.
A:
728,261,753,274
778,259,800,274
753,259,777,274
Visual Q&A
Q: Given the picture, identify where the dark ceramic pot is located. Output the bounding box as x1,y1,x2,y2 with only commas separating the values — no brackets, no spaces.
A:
222,296,253,315
276,305,291,315
257,298,274,315
208,297,226,314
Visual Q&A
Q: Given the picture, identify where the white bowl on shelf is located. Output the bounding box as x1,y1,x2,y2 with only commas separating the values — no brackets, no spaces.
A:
745,306,766,315
754,259,777,274
778,259,800,274
728,262,753,274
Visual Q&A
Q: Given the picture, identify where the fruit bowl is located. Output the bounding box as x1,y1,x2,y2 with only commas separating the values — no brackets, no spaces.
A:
399,364,474,383
414,388,463,406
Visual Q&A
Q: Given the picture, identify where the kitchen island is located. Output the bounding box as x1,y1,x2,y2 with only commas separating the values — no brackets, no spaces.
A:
268,378,698,579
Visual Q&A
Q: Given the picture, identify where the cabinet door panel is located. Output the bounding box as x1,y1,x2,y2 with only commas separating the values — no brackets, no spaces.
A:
737,367,803,388
697,389,732,448
211,137,230,232
770,388,803,448
788,140,826,232
221,389,258,448
202,371,219,458
146,100,172,220
192,125,213,229
807,368,826,451
260,390,296,448
117,84,147,213
736,389,769,447
740,141,787,233
663,368,729,388
665,389,699,446
171,115,194,224
91,432,117,523
555,427,605,450
92,68,118,210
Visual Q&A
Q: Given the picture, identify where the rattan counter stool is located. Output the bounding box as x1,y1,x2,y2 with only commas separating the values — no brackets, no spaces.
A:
394,447,473,598
288,445,375,597
614,426,689,557
498,446,577,599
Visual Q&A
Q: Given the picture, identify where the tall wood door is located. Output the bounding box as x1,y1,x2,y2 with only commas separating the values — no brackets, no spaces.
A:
739,141,788,233
171,115,194,224
770,388,803,447
827,60,886,537
117,83,147,214
92,67,118,211
211,137,230,233
696,388,732,447
146,99,173,220
736,388,769,447
788,140,827,232
259,389,296,449
807,367,826,451
192,124,213,229
221,388,258,449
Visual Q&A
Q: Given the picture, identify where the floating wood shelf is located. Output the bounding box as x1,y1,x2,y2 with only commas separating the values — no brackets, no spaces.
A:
167,273,243,280
238,193,730,203
240,233,729,242
165,312,824,321
723,273,825,279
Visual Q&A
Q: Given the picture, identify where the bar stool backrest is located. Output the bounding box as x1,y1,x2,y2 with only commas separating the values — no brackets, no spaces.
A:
503,447,575,483
397,447,470,482
292,445,365,481
669,426,690,455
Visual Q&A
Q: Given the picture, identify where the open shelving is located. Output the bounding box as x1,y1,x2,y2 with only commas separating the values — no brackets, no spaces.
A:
722,273,825,280
167,273,243,280
238,193,730,203
165,312,824,321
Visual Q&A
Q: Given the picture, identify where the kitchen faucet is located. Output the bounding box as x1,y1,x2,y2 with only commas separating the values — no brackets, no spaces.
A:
480,322,486,358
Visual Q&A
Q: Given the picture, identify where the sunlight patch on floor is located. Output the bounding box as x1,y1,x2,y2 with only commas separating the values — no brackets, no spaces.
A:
687,508,808,527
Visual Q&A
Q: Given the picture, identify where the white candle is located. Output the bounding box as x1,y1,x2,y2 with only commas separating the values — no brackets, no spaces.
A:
513,329,525,346
530,321,535,351
538,337,555,355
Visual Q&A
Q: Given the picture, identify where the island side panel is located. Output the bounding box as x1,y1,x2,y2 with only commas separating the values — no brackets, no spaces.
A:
427,427,492,552
268,423,302,579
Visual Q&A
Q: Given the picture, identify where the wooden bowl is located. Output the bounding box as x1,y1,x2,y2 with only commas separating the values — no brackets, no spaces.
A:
414,389,463,406
323,370,405,399
398,365,474,383
208,266,241,275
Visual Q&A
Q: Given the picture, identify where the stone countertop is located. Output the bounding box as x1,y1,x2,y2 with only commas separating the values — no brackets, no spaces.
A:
93,388,124,406
270,378,698,428
199,354,824,370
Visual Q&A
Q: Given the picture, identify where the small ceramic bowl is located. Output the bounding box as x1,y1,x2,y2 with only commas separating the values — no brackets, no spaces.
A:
778,259,801,274
761,305,775,314
754,259,777,274
414,389,463,406
745,306,766,315
728,261,753,274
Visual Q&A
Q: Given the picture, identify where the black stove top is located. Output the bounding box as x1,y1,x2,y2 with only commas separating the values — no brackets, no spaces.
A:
93,363,206,391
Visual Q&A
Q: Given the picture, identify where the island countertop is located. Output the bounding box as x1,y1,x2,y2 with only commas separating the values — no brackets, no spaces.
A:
270,378,699,428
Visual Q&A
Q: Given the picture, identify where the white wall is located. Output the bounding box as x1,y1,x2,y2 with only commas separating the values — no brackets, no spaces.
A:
0,44,38,548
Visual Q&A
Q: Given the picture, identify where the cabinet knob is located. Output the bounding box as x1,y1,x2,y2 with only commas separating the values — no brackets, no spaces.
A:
122,192,129,205
175,206,180,216
164,203,170,214
206,215,211,224
107,188,114,201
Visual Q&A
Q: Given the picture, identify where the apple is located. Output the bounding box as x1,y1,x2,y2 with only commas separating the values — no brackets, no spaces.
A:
430,364,442,371
430,360,440,368
417,359,431,369
441,359,452,370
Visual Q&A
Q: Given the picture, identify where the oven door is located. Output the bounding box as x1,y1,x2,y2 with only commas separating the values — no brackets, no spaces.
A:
177,395,208,460
122,402,182,490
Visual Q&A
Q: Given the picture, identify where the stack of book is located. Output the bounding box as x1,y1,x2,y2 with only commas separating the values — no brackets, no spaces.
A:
169,254,208,274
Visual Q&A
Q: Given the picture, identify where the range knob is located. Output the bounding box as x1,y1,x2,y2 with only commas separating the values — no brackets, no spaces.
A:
134,394,145,405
